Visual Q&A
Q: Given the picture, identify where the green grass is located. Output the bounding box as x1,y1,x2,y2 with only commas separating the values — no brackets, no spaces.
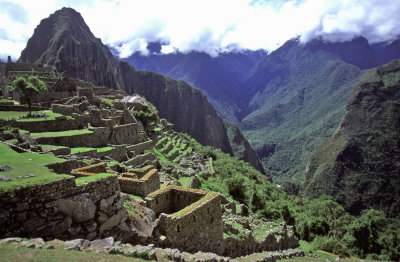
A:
71,145,114,154
178,177,192,187
41,144,69,150
153,147,173,165
97,146,113,152
0,243,147,262
30,129,93,138
298,241,336,259
0,110,72,122
75,173,115,185
71,147,95,154
0,143,71,192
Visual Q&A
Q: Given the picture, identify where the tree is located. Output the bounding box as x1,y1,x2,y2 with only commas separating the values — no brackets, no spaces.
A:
8,76,46,115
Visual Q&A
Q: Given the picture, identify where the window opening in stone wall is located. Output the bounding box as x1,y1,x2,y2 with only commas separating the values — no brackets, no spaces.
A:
207,207,210,214
156,198,158,204
177,225,181,233
193,215,196,222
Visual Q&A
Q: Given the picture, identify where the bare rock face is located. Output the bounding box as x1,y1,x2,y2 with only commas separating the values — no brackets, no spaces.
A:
19,7,233,155
19,8,124,91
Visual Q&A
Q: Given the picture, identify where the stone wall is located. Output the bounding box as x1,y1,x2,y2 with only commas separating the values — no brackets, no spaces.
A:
126,140,154,155
97,145,128,162
0,176,128,241
13,119,82,133
111,123,144,145
52,104,75,116
125,152,156,167
118,169,160,197
45,159,87,174
35,128,108,148
143,186,224,254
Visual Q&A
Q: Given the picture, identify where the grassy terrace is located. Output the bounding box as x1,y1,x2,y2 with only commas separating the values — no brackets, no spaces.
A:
0,110,71,122
30,129,93,138
0,143,71,192
75,173,115,185
71,146,113,154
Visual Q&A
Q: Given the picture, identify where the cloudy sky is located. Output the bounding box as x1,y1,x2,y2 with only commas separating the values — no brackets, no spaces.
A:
0,0,399,61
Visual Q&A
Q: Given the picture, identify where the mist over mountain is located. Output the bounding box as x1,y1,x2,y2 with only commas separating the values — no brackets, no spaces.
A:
123,45,267,122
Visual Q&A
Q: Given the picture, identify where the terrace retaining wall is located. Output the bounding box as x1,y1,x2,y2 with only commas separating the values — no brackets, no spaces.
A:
0,176,128,241
118,169,160,197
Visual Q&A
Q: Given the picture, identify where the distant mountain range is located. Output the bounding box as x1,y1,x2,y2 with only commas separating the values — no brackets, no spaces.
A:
125,37,400,183
18,7,265,174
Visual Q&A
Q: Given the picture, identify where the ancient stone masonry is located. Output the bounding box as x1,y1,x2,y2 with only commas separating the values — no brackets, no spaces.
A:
143,186,224,253
0,175,128,241
124,152,156,167
71,163,108,178
118,169,160,197
13,119,83,133
126,140,154,157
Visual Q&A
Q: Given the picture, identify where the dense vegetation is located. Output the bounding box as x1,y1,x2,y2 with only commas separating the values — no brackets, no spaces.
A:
180,133,400,260
304,59,400,218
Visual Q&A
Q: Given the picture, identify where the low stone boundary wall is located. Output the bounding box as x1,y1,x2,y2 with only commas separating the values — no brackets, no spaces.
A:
98,145,127,162
51,104,75,116
13,119,81,132
118,169,160,197
125,152,156,167
0,105,47,111
35,128,108,148
0,175,127,241
71,163,107,177
46,159,87,174
127,140,154,155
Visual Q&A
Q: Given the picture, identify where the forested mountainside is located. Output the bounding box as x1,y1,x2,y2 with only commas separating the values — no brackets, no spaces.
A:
124,45,267,123
127,36,400,183
18,7,264,171
303,59,400,217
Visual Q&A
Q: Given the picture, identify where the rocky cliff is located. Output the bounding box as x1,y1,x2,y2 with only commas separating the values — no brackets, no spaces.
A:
18,7,233,155
223,120,266,175
303,59,400,217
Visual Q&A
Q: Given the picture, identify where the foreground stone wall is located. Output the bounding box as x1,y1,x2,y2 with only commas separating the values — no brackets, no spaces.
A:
144,186,224,253
0,176,127,241
118,169,160,197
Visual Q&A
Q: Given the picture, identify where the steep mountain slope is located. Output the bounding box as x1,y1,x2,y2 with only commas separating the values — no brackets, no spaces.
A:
124,47,267,122
241,39,366,182
19,7,125,91
18,7,233,155
303,59,400,217
223,120,265,175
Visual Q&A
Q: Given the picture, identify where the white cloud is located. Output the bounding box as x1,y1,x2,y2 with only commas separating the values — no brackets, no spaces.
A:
0,0,399,60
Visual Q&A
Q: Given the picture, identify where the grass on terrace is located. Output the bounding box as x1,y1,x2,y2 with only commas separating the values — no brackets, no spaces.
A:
30,129,93,138
0,243,147,262
75,173,116,185
0,143,71,192
70,147,113,154
0,110,72,122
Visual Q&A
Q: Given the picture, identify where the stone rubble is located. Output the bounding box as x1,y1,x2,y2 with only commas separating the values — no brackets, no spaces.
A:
0,237,305,261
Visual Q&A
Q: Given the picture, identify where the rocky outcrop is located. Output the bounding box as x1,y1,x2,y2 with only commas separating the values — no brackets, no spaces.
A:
18,7,233,154
223,120,266,175
19,8,124,91
303,59,400,217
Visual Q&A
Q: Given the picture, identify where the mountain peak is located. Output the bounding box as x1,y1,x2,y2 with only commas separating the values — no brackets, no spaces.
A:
19,7,124,90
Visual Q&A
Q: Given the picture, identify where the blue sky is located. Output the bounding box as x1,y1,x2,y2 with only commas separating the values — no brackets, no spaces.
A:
0,0,399,61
